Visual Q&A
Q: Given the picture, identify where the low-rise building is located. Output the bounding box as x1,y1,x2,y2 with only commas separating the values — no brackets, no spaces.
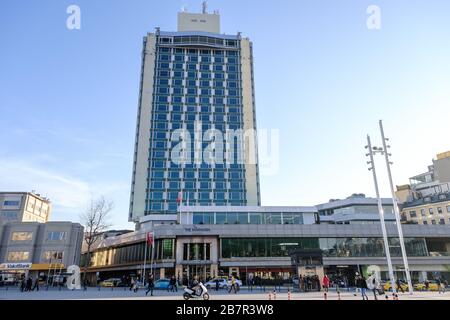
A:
0,191,51,223
401,194,450,225
0,221,84,281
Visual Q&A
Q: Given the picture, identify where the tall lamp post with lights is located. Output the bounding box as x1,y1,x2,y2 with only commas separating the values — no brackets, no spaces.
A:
378,120,413,294
365,135,397,294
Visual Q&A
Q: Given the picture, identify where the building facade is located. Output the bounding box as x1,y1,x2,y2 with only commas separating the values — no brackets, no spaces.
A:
401,194,450,226
129,9,261,223
83,198,450,286
396,151,450,225
0,221,84,279
396,151,450,203
0,192,51,223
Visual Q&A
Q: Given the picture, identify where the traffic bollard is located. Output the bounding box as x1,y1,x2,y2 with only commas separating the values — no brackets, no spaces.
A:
324,292,328,300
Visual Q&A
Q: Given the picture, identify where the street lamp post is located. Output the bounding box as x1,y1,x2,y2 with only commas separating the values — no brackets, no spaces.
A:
379,120,413,294
366,135,397,293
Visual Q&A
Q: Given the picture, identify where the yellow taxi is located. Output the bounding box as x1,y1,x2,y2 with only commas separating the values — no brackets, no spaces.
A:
383,280,409,292
414,281,440,291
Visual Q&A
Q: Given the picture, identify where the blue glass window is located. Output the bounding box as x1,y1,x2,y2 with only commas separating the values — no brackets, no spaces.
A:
150,192,164,200
184,181,196,189
187,105,197,113
152,161,165,168
186,96,196,104
199,192,211,200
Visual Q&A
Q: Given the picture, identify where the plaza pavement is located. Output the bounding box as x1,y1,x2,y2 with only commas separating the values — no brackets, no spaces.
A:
1,287,450,300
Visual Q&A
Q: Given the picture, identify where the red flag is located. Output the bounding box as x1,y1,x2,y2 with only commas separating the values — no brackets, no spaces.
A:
176,192,183,204
146,232,153,247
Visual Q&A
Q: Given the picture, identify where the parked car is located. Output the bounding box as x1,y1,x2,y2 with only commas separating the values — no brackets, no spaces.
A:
205,278,228,290
383,280,410,292
414,281,440,291
154,278,171,290
100,278,123,287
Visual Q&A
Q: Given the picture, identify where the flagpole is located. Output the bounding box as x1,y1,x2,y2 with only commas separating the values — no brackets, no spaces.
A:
150,233,155,279
143,233,148,286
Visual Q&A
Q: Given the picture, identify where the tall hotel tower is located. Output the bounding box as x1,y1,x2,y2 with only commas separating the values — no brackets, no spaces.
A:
129,7,260,223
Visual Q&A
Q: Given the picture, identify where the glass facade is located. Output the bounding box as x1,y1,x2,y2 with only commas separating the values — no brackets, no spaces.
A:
145,36,248,215
192,211,306,225
221,237,429,258
88,239,175,268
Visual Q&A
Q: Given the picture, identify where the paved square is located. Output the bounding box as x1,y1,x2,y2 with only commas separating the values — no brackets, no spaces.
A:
1,287,449,300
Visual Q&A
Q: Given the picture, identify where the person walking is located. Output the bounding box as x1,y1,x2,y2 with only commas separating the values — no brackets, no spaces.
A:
145,274,154,296
132,277,139,293
215,278,220,291
129,277,135,291
357,275,369,300
315,275,321,292
425,279,430,291
172,276,178,292
228,276,237,294
437,277,446,294
322,274,330,293
396,279,405,294
26,277,32,292
353,273,361,296
32,276,40,291
20,277,26,292
367,273,379,300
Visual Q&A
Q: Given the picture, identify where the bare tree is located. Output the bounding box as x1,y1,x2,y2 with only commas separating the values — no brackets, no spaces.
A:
80,196,113,286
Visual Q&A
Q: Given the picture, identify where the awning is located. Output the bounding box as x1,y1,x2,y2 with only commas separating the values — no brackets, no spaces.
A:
0,263,64,271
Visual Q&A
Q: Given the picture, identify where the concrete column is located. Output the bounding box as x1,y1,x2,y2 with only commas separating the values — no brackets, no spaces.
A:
175,265,183,279
160,268,165,279
211,264,218,279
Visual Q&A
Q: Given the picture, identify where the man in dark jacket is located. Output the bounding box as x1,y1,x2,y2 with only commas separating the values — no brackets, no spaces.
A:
357,275,369,300
145,274,154,296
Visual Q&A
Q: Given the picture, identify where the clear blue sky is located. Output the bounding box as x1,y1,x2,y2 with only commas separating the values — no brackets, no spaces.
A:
1,0,450,229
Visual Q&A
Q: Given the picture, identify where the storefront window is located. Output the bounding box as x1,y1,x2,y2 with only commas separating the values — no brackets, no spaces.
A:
221,237,430,258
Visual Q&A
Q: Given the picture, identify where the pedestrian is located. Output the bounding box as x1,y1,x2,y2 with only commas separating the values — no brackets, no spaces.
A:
172,276,178,292
316,275,321,292
357,275,369,300
167,277,173,292
228,276,237,294
425,279,430,291
32,276,40,291
438,277,446,294
322,274,330,293
130,277,135,291
367,273,379,300
145,274,154,296
20,277,25,292
396,279,405,293
215,278,220,291
353,273,361,296
26,277,32,292
132,277,139,293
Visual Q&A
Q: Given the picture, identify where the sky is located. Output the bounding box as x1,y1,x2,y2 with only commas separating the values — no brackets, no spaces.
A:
1,0,450,230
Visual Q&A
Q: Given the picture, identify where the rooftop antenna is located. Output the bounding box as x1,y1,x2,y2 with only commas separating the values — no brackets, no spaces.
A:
202,1,208,14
